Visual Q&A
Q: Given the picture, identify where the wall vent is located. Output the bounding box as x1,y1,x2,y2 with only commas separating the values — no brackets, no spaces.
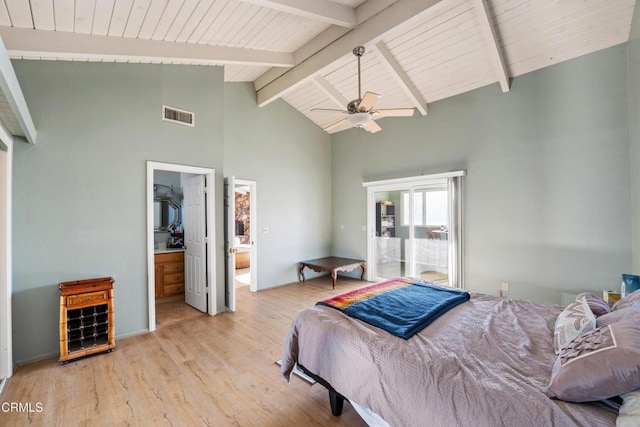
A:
162,105,194,127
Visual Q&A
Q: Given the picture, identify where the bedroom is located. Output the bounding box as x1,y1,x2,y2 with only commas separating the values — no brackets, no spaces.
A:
0,0,640,424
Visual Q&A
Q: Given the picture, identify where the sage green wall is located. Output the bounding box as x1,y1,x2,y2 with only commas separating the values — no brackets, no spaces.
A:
331,45,632,304
223,83,332,288
12,61,225,363
11,61,333,364
629,0,640,274
10,37,637,363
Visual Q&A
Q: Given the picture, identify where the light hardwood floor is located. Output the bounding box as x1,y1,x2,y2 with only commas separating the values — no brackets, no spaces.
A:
1,276,369,426
156,295,205,326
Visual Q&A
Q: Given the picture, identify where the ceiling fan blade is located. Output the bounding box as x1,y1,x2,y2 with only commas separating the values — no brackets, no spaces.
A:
364,120,382,133
357,92,381,112
311,108,348,113
374,108,415,118
323,118,349,132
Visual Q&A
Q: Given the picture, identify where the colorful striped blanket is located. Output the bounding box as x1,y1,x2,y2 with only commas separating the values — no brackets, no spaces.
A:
317,277,470,339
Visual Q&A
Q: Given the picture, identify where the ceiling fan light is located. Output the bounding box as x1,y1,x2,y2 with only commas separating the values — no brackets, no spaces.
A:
349,112,372,128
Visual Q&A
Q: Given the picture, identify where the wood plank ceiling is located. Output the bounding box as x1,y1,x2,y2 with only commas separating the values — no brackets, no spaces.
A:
0,0,635,134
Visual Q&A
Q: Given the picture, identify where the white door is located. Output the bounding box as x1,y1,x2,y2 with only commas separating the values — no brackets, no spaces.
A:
224,176,236,311
183,175,207,312
0,140,12,380
235,179,257,293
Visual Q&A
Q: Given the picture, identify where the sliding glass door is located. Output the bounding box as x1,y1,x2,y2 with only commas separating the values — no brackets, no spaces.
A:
365,172,464,288
408,183,449,285
373,190,404,278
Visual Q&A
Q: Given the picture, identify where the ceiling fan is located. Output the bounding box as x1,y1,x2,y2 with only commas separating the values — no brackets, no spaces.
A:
312,46,415,134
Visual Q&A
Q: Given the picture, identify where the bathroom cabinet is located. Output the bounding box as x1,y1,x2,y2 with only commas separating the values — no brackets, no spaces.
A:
154,251,185,297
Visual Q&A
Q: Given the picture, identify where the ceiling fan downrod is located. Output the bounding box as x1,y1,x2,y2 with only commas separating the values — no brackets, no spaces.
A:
313,44,414,134
353,46,365,104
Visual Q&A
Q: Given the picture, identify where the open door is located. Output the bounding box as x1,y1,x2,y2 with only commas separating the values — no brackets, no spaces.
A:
234,179,257,293
224,176,236,312
0,137,12,382
183,175,207,312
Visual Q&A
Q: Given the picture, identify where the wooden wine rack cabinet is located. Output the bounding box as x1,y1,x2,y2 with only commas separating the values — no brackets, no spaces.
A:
59,277,115,363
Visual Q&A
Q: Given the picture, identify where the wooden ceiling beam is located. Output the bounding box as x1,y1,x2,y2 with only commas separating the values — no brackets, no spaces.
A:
0,116,13,150
471,0,510,92
253,1,398,92
373,40,427,116
256,0,442,107
254,26,350,92
0,27,295,68
311,75,349,109
238,0,357,28
0,37,37,144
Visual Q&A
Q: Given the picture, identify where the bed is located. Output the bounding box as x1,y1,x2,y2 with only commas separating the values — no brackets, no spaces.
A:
282,278,640,427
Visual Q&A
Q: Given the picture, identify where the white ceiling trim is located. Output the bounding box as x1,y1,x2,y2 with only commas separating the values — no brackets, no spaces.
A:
0,36,36,144
256,0,442,106
238,0,357,28
471,0,510,92
312,75,350,109
0,27,295,68
373,40,427,116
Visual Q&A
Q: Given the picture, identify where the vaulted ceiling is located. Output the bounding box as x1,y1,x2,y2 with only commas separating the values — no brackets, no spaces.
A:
0,0,636,135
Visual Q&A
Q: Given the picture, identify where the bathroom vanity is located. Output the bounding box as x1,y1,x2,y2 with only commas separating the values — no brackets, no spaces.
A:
154,249,185,298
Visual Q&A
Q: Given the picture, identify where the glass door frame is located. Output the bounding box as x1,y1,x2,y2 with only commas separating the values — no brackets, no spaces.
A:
363,170,465,287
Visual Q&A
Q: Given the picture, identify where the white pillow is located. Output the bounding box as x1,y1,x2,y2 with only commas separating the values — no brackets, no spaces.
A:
618,389,640,427
553,297,596,354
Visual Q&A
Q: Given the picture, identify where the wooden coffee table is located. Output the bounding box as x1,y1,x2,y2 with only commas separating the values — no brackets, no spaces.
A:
299,256,366,289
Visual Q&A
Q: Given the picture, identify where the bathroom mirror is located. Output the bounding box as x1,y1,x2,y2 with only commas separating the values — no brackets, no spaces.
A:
154,197,181,231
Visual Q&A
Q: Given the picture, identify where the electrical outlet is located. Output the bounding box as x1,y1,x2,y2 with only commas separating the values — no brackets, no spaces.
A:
502,282,509,292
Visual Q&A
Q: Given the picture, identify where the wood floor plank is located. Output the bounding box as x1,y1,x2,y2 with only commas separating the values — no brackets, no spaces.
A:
1,275,369,426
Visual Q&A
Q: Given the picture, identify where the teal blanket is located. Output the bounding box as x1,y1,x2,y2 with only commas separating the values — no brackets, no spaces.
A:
317,277,470,339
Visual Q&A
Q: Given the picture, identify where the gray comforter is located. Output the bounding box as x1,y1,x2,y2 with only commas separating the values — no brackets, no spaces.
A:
282,293,618,427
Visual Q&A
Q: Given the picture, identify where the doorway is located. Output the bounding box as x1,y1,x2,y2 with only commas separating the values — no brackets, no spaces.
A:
147,162,216,332
224,178,257,312
232,180,257,291
152,171,203,326
0,136,12,383
364,171,465,288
